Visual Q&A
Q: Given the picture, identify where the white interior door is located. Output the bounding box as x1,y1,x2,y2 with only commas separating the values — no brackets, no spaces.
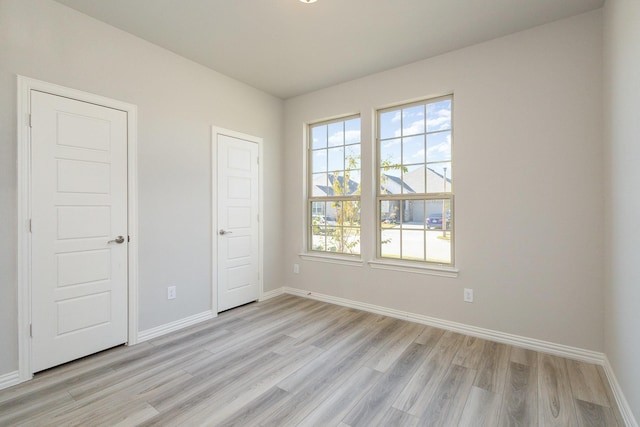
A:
30,90,128,373
217,134,260,312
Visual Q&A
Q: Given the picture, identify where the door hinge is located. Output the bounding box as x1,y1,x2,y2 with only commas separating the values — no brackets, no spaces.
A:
29,219,32,233
29,324,33,338
257,156,259,165
28,114,32,128
127,235,130,242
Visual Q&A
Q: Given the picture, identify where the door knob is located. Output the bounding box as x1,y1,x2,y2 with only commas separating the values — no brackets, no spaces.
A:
108,236,125,244
219,229,232,235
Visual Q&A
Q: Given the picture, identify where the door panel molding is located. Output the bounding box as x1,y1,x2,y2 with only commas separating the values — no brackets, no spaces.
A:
211,126,264,313
17,76,139,382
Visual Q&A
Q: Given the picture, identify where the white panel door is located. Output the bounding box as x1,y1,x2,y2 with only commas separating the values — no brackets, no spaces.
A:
217,134,259,312
31,90,128,373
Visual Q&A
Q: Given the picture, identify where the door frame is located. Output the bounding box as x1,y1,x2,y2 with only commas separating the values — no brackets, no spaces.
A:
211,126,264,313
16,76,139,382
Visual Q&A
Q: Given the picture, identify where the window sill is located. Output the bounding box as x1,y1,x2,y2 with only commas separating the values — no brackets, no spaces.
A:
368,260,459,277
298,252,364,267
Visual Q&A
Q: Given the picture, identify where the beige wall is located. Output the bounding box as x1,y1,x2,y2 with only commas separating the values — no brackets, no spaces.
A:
284,11,604,351
0,0,284,376
604,0,640,417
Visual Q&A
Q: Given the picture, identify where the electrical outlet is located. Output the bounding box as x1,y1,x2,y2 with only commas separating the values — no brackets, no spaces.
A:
293,264,300,274
463,288,473,303
168,286,177,300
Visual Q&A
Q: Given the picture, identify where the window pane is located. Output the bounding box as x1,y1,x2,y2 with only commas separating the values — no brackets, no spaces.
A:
380,138,401,167
331,201,343,225
380,110,400,140
426,162,452,193
312,149,327,173
426,230,451,264
402,230,425,261
311,173,328,197
328,122,344,147
311,201,325,216
327,172,344,196
380,200,399,224
403,135,425,165
344,169,361,195
381,229,400,258
345,144,361,169
403,165,424,194
341,201,360,226
402,105,425,136
311,232,327,251
425,199,450,230
344,118,361,145
380,167,401,195
426,131,451,162
426,99,452,132
312,125,327,149
400,199,425,225
327,146,344,172
311,207,327,252
341,227,360,255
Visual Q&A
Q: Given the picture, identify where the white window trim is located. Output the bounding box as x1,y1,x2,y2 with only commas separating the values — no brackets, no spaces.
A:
376,94,455,267
299,252,364,267
306,114,363,258
368,259,458,278
297,253,456,275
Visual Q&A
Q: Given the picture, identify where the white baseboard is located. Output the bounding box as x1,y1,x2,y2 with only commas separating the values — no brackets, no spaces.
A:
281,287,605,365
603,357,639,427
137,310,216,343
0,370,20,391
260,287,285,301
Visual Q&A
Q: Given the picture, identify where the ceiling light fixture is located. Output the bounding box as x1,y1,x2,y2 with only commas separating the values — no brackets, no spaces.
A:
300,0,317,3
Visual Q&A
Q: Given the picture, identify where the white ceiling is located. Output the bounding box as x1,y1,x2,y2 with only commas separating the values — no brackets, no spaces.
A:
54,0,604,99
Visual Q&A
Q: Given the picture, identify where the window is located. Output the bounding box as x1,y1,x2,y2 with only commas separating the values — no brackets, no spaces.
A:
377,96,453,265
308,116,361,255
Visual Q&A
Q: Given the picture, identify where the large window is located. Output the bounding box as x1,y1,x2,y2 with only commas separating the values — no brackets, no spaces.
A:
308,116,361,255
377,96,453,265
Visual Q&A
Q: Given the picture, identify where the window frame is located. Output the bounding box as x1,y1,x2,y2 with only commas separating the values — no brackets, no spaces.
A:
375,95,455,267
307,114,362,257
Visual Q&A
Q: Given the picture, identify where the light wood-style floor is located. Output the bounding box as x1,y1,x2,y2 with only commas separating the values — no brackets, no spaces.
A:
0,294,624,426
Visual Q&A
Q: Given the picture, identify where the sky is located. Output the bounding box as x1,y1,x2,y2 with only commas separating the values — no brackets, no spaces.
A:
310,98,453,195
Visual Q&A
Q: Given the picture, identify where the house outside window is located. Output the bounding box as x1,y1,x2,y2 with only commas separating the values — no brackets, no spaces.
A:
377,96,454,265
308,115,361,255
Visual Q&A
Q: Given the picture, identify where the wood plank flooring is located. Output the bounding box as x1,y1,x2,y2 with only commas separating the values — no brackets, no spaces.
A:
0,295,624,426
